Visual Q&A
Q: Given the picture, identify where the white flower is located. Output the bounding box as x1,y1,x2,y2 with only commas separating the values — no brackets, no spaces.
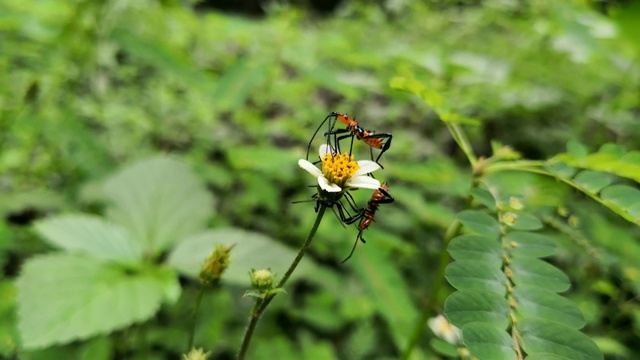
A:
428,314,461,345
298,144,381,193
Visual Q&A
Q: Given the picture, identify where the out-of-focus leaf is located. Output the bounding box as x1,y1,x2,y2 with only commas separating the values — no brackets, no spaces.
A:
573,171,612,193
17,254,167,349
33,215,142,264
167,228,316,285
471,188,497,211
505,212,543,231
211,58,269,112
103,156,214,255
352,240,422,355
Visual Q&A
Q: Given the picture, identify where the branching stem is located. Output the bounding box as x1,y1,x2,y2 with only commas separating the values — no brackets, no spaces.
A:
237,204,327,360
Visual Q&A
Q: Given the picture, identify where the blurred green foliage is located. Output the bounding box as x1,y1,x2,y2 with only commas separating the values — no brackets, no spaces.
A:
1,0,639,359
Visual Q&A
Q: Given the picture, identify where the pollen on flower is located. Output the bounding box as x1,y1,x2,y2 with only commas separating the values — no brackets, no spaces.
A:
321,152,360,185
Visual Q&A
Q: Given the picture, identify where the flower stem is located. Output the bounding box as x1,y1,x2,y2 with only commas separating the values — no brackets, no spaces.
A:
237,204,327,360
187,284,205,351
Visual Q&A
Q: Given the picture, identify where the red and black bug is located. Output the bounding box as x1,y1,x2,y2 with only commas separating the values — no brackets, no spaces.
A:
306,112,392,167
341,182,394,263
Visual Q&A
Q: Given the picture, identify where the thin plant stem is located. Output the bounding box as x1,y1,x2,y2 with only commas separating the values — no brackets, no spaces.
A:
237,204,327,360
187,284,205,350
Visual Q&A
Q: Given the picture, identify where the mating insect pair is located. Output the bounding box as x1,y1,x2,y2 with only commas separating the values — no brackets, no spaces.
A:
306,112,393,167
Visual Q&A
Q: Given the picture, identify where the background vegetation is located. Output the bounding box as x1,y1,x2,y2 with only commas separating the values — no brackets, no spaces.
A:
1,0,639,359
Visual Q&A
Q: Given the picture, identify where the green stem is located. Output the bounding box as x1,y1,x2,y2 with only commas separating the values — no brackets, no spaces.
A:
187,284,205,350
446,123,478,168
237,204,327,360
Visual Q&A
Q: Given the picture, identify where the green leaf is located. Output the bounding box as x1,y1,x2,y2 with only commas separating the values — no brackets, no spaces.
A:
111,28,211,88
471,188,497,211
103,156,214,255
17,254,166,349
461,322,516,360
506,213,543,231
167,228,316,285
445,260,507,293
573,171,612,193
457,210,500,240
448,235,503,263
513,286,585,329
351,241,421,354
543,162,577,179
519,318,603,360
600,185,640,217
567,140,589,159
33,215,142,264
211,58,269,112
504,232,556,258
551,144,640,183
444,290,510,329
510,257,570,292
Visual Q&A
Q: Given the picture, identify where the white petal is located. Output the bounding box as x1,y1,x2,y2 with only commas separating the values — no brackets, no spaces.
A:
318,144,336,157
318,176,342,192
298,159,322,178
345,175,381,190
354,160,381,176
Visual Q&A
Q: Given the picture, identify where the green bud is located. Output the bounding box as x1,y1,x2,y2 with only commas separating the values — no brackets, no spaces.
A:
182,347,210,360
250,268,274,291
199,244,234,285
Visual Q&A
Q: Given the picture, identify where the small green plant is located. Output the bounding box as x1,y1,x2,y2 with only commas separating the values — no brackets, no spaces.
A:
391,76,640,359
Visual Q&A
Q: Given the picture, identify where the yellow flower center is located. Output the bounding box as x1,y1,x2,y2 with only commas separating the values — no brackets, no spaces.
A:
321,152,360,186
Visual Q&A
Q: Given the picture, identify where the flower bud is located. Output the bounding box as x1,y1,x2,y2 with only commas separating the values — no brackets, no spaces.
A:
509,197,523,210
250,269,274,291
428,314,461,345
502,212,518,226
182,347,210,360
199,244,234,285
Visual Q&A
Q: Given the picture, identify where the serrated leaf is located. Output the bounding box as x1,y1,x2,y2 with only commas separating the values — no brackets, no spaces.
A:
519,318,603,360
510,257,570,292
458,210,500,240
471,188,497,211
445,260,507,293
504,232,556,258
461,322,516,360
506,213,543,231
444,290,510,329
448,235,502,263
513,286,585,329
573,171,612,193
167,228,315,285
103,156,214,255
33,215,142,263
17,254,166,349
